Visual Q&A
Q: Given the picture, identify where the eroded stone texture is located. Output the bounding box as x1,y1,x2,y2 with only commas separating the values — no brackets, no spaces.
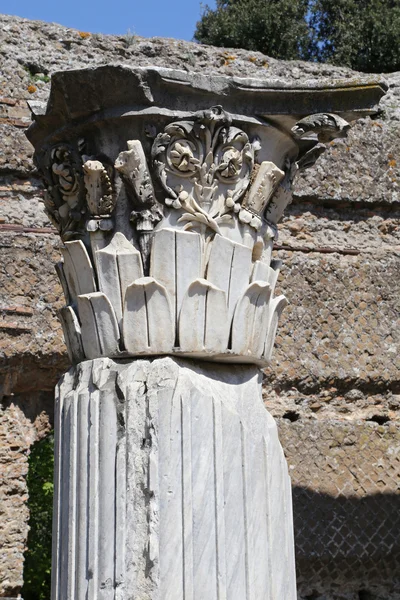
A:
271,250,400,389
0,393,52,597
0,233,68,399
0,12,399,600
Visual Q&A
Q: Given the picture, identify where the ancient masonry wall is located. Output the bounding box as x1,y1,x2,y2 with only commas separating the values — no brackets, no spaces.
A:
0,14,399,600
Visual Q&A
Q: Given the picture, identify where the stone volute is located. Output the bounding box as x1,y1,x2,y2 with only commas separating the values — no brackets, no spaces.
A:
26,66,386,600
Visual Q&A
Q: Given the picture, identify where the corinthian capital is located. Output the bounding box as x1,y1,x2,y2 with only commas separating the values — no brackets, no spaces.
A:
27,66,386,366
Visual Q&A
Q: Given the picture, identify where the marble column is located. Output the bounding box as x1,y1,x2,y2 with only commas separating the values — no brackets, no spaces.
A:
26,65,386,600
53,357,296,600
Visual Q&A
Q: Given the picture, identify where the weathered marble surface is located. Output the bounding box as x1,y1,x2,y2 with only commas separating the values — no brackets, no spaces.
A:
53,356,296,600
24,66,385,370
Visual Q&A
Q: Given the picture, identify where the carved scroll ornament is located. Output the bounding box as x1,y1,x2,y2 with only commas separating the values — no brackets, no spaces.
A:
151,105,262,234
40,144,87,240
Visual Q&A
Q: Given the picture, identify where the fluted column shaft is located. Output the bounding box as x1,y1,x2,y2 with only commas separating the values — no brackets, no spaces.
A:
52,356,296,600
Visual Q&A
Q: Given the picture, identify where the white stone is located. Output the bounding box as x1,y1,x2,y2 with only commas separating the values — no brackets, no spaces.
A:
251,259,270,284
52,357,297,600
57,217,288,363
76,294,101,359
27,65,387,600
206,234,253,324
123,277,174,354
95,232,143,327
150,228,203,329
46,109,297,366
61,240,96,303
149,228,176,309
114,139,156,207
231,281,272,357
178,278,229,353
77,292,120,359
82,159,106,214
263,295,289,361
58,306,84,364
55,261,72,306
242,161,285,217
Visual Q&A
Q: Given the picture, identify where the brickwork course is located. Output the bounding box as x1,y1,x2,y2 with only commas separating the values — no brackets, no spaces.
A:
0,13,399,600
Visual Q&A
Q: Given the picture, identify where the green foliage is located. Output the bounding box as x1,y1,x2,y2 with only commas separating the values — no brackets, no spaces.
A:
310,0,400,72
33,74,51,84
194,0,400,72
23,66,50,84
22,434,54,600
195,0,314,60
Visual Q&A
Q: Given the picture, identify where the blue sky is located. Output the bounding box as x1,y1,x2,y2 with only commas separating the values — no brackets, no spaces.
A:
2,0,216,40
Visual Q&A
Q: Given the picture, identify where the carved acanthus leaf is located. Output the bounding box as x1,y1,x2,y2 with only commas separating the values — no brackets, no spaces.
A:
291,113,350,143
38,144,87,241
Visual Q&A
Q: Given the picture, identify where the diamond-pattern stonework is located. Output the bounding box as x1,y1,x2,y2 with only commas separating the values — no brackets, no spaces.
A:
278,419,400,598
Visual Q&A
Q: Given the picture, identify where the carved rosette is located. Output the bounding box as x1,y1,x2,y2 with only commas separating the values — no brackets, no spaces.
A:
35,106,352,367
151,106,261,234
